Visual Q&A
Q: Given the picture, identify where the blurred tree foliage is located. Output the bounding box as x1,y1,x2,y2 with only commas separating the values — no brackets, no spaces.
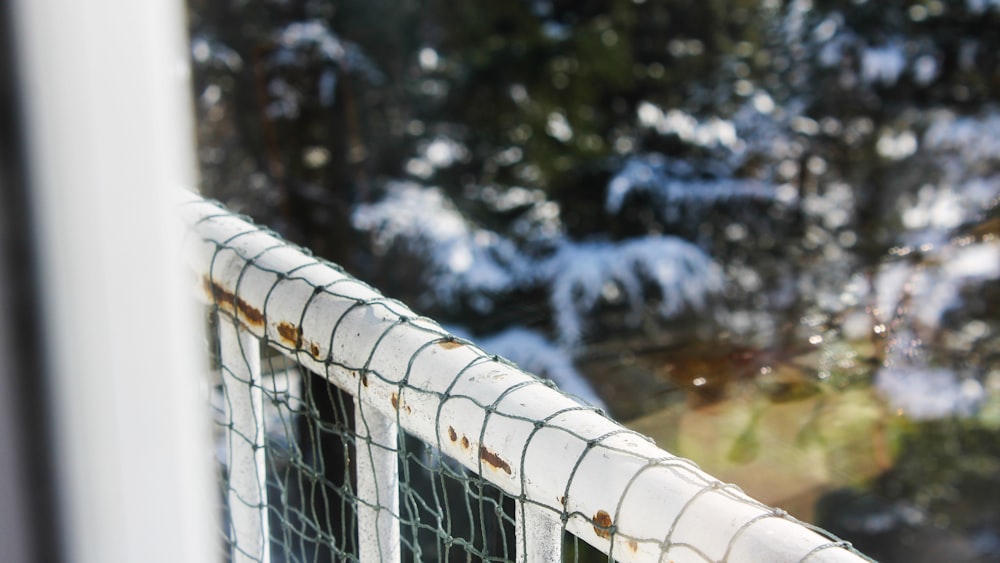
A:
187,0,1000,331
188,0,779,254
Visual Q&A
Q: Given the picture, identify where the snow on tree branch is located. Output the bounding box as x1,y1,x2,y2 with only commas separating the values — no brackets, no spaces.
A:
606,153,777,216
544,235,722,346
351,182,534,312
924,110,1000,167
273,20,383,82
191,35,244,72
266,20,383,115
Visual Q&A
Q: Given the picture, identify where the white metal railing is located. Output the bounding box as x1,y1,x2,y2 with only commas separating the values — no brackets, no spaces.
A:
178,188,872,563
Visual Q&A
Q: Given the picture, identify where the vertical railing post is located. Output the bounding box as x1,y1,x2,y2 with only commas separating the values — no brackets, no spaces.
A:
516,502,563,563
219,318,270,563
355,398,401,563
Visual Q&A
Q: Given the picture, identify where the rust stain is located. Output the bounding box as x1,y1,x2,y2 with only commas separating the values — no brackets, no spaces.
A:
448,426,458,442
593,510,613,540
478,446,512,475
203,277,264,327
361,372,369,387
405,405,412,414
558,496,566,507
276,321,302,348
628,539,638,553
391,393,399,410
309,342,321,358
437,339,463,350
461,436,470,449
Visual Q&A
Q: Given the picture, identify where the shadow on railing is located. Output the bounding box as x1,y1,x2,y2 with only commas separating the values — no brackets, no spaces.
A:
179,189,873,563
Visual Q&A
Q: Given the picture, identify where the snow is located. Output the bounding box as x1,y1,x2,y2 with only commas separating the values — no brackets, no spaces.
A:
352,182,534,310
781,0,814,45
546,112,573,142
876,367,985,420
190,35,243,71
861,43,906,86
353,181,724,346
873,241,1000,332
913,55,939,86
266,20,383,114
924,111,1000,166
423,137,468,168
895,111,1000,247
901,186,966,233
876,130,918,160
418,47,440,71
276,21,372,74
510,200,565,247
606,154,776,215
476,327,606,409
751,92,776,114
874,262,911,324
266,78,301,119
966,0,1000,13
636,103,738,150
406,136,469,178
946,242,1000,279
544,236,722,345
918,244,1000,328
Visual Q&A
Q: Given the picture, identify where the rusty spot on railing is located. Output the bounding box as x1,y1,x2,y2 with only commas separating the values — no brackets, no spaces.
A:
478,446,512,475
628,539,638,553
593,510,613,539
203,277,264,327
448,426,469,449
391,393,399,410
309,342,320,358
437,338,463,350
276,321,301,348
361,372,369,387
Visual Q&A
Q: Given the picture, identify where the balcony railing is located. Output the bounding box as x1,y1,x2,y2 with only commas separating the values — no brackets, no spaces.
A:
179,188,872,563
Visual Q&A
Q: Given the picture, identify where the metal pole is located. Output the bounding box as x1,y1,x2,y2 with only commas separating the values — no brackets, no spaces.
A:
219,318,271,563
355,398,401,563
516,502,563,563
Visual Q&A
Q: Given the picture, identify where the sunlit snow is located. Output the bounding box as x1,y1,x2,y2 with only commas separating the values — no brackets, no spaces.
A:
476,327,606,409
191,36,243,71
636,103,738,150
544,236,722,345
267,20,383,113
352,182,533,310
861,43,906,86
546,112,573,142
876,367,985,420
606,154,776,215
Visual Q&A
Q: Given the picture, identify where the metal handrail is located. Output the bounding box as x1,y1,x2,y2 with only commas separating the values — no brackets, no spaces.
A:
179,188,871,563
